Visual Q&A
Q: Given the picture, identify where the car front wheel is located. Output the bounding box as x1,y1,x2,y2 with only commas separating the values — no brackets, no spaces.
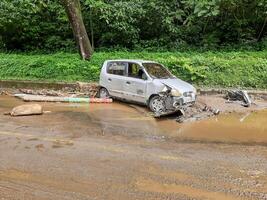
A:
149,95,166,113
98,87,110,99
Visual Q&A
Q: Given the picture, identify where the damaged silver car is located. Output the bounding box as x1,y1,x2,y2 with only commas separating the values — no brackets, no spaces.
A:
99,60,197,115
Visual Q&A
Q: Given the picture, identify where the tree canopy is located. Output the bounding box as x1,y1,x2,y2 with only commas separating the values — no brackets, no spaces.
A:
0,0,266,52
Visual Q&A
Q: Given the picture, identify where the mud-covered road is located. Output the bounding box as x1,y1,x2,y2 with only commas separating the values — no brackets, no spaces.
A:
0,96,267,200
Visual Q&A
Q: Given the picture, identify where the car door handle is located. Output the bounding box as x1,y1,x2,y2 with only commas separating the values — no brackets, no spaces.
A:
108,78,112,82
126,81,131,85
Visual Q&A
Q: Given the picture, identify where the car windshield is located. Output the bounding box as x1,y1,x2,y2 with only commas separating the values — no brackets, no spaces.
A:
143,63,173,79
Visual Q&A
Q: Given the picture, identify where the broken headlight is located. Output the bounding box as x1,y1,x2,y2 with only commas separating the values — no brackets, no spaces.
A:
162,86,169,92
171,89,182,97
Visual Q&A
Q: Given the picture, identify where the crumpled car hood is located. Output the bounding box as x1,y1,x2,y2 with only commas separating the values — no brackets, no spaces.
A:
159,78,195,93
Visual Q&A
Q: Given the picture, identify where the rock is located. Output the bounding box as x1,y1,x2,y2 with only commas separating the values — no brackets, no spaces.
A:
10,104,43,116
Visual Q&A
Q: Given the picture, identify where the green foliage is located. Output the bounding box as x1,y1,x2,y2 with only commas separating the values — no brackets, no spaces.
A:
0,51,266,89
0,0,266,51
0,0,74,51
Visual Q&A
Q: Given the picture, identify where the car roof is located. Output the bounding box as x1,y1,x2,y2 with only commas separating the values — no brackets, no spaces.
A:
105,59,157,65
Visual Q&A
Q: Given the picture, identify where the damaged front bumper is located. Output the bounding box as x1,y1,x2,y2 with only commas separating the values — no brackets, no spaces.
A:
154,92,196,117
166,92,197,110
172,94,196,108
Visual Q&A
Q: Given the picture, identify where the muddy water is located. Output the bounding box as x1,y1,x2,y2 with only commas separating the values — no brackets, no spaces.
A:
172,110,267,144
0,96,266,145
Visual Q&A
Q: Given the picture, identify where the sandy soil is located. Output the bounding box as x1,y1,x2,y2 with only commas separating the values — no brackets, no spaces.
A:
0,95,267,200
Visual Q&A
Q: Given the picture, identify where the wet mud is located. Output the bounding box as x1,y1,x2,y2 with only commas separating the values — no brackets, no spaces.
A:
0,95,267,200
0,95,266,145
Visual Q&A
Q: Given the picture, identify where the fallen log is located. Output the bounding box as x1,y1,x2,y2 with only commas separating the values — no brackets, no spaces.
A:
14,94,113,103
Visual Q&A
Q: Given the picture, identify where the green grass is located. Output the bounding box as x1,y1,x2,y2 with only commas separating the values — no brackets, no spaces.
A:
0,51,266,89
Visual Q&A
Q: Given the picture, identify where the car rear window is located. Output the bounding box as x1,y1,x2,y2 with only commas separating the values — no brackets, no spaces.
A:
107,62,127,76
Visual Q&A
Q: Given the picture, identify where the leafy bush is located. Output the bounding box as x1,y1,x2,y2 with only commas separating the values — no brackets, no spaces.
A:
0,0,266,51
0,51,266,89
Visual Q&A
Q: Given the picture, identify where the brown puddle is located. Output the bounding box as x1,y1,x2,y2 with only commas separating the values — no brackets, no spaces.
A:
0,95,267,145
172,110,267,144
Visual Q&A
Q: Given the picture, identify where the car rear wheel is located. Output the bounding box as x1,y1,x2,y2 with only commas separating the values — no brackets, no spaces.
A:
149,95,166,113
99,87,110,98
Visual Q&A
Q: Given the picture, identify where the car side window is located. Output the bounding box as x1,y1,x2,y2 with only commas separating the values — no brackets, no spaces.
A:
107,62,127,76
128,63,144,79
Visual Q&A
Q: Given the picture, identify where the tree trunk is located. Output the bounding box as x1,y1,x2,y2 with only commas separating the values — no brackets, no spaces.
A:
257,16,267,42
62,0,93,60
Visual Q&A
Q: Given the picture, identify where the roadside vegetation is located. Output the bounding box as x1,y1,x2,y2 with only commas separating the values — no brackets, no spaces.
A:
1,0,266,52
0,51,266,89
0,0,266,89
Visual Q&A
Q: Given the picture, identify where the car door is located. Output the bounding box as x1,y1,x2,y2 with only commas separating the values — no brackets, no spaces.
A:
105,61,128,98
123,63,147,103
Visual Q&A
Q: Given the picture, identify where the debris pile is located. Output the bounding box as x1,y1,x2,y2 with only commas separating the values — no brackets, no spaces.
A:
176,102,220,123
19,89,64,97
76,82,100,97
155,89,254,123
152,89,221,123
18,82,100,98
225,90,252,107
0,90,11,96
